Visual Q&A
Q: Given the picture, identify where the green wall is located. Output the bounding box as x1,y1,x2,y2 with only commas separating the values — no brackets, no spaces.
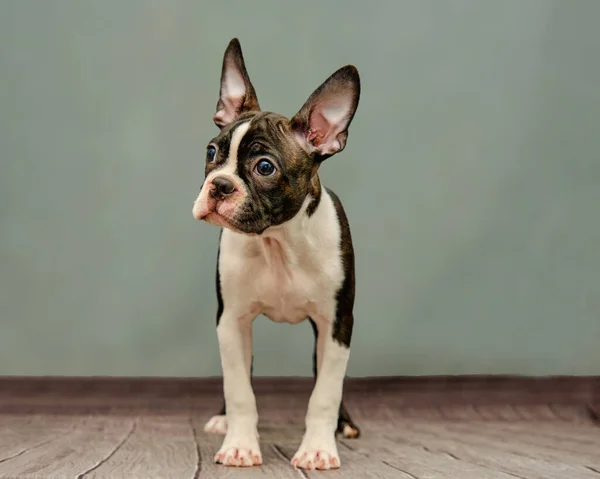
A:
1,0,599,377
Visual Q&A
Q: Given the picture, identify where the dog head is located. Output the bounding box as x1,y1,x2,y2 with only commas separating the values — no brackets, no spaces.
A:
193,38,360,235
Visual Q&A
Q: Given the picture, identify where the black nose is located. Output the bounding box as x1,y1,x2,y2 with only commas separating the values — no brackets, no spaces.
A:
211,176,236,198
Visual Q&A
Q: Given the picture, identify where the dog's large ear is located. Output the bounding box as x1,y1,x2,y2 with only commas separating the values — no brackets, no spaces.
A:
290,65,360,159
213,38,261,129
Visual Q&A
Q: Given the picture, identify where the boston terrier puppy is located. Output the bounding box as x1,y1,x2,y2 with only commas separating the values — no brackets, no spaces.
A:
193,38,361,470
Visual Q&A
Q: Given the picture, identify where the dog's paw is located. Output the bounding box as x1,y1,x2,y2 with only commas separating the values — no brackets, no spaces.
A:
215,446,262,467
340,422,360,439
215,434,262,467
292,448,340,470
292,432,340,471
204,414,227,434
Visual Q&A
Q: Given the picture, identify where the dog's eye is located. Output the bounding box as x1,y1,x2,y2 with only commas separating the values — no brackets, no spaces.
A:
206,146,217,163
255,159,276,177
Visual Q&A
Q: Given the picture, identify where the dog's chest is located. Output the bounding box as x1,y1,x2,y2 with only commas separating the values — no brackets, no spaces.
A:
251,238,341,324
218,190,344,324
232,234,342,324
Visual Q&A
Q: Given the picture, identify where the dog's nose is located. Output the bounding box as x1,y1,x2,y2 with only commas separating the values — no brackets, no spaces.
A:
210,176,236,198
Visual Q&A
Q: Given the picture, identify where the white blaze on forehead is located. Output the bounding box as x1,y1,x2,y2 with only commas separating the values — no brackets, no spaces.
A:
192,121,252,221
212,120,251,178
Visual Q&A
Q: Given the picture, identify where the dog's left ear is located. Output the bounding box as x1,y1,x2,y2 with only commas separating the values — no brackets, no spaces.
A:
291,65,360,159
213,38,261,129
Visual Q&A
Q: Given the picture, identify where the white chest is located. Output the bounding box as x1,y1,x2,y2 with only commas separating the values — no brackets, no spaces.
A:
252,248,334,324
218,191,344,324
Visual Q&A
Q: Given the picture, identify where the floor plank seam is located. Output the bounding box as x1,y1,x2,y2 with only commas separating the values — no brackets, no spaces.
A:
386,430,539,479
188,417,202,479
431,449,529,479
340,441,419,479
360,432,538,479
0,418,85,466
421,445,459,461
478,467,527,479
380,460,420,479
338,441,357,453
76,419,137,478
0,435,61,465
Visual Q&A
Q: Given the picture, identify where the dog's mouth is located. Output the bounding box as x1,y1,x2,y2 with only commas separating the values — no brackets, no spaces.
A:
193,190,269,236
195,204,261,236
203,210,241,231
209,213,264,237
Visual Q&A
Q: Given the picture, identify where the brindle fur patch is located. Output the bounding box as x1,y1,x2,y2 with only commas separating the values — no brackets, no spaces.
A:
206,112,322,234
308,318,360,437
305,174,322,217
327,187,355,348
215,229,224,328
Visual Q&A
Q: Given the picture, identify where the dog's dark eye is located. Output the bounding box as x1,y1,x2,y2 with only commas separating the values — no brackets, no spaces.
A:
255,159,276,177
206,146,216,163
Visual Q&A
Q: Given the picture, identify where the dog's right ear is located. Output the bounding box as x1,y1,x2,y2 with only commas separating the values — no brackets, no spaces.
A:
213,38,261,129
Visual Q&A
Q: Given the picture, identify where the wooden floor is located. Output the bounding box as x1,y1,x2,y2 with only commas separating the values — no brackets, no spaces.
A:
0,377,598,478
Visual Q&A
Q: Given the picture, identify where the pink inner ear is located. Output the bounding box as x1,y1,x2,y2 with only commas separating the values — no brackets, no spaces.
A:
307,101,348,151
223,66,246,101
214,97,242,125
214,66,246,125
307,111,329,146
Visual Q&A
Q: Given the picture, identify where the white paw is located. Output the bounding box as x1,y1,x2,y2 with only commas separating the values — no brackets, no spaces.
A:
204,414,227,434
215,434,262,467
292,435,340,470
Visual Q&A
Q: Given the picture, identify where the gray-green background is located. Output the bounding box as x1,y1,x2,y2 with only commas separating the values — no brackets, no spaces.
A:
1,0,599,377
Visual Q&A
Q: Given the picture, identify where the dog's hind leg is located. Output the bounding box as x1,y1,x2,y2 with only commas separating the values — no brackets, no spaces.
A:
309,318,360,439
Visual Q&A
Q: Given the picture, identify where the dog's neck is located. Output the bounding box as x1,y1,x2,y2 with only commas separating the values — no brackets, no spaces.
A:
237,185,330,269
259,193,320,267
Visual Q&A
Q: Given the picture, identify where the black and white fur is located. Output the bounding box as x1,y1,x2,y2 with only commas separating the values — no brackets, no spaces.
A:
192,39,360,470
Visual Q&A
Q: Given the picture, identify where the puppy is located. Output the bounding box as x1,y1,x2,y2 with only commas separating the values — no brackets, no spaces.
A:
193,38,361,470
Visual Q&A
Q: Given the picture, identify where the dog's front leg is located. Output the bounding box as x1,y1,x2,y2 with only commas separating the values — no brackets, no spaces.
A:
292,317,351,470
214,312,261,467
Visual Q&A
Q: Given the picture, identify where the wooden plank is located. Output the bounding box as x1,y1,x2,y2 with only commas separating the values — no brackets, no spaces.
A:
0,415,80,464
436,420,600,464
414,418,600,456
83,416,197,479
336,436,518,479
0,416,134,479
389,420,600,479
465,418,600,445
0,410,596,478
